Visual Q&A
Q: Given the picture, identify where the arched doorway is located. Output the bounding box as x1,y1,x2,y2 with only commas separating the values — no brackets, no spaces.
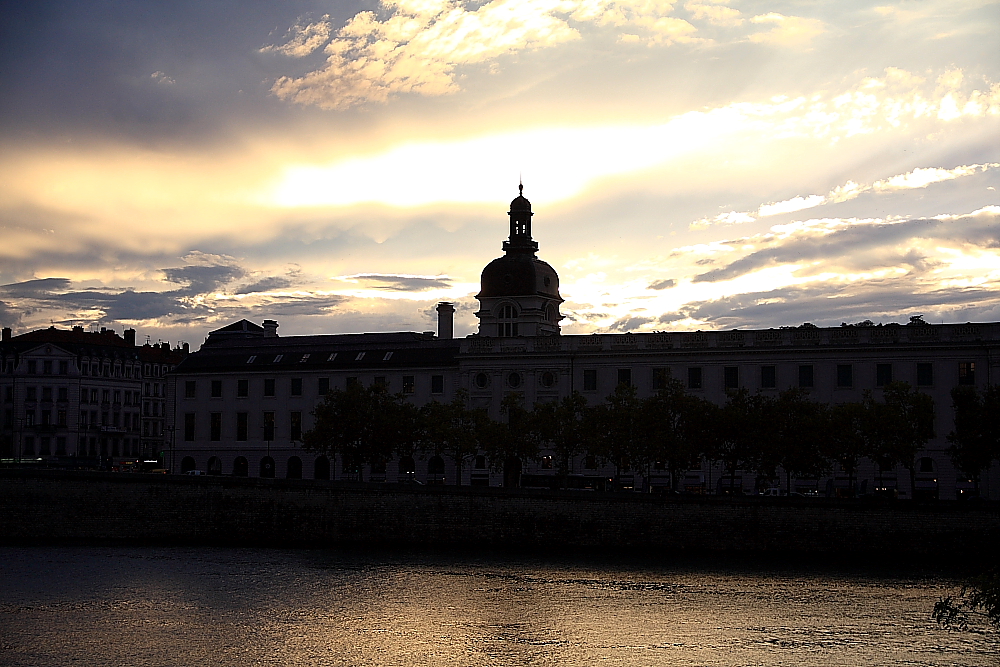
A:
503,457,522,488
260,456,275,478
180,456,196,473
427,455,446,485
233,456,249,477
286,456,302,479
207,456,222,475
398,456,416,482
314,455,330,480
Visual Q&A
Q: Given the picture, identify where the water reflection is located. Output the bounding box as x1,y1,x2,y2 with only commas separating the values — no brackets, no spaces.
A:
0,547,995,666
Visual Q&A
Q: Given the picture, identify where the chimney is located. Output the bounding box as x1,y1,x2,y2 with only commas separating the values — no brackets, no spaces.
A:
1,327,10,341
182,342,190,354
124,329,136,346
72,326,84,334
263,320,279,338
436,302,455,340
100,327,107,334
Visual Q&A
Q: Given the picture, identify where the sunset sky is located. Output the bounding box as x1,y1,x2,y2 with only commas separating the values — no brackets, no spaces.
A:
1,0,998,345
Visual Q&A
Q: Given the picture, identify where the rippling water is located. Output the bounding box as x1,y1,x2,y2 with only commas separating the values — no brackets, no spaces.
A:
0,547,996,666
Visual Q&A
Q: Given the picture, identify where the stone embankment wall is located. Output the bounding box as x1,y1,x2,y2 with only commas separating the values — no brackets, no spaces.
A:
1,470,998,557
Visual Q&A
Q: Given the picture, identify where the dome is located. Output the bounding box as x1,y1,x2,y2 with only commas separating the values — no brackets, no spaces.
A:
478,253,560,299
509,194,532,212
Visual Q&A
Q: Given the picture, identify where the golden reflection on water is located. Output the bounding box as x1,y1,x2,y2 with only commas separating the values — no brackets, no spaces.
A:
0,547,996,666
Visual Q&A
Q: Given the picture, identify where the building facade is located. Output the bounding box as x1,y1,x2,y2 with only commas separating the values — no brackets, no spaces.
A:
162,188,1000,499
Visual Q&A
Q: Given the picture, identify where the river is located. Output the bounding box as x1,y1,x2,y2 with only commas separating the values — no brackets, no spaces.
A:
0,547,995,666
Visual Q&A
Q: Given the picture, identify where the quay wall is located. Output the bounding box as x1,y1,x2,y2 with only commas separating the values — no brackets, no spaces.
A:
1,470,998,557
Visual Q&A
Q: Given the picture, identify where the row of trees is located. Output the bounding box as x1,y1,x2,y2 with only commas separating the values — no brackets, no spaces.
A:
303,379,1000,495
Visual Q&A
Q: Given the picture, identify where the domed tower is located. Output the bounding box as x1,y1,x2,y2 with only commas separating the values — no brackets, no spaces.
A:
476,185,563,337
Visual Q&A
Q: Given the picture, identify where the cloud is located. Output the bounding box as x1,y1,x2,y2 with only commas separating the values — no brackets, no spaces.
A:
608,315,654,331
692,162,1000,228
235,276,294,294
262,0,710,110
162,264,246,295
1,278,73,298
150,71,175,86
748,13,824,46
684,1,742,27
648,278,676,290
342,273,453,291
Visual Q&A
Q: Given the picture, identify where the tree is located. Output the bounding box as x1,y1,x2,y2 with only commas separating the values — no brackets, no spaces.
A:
482,392,539,486
933,567,1000,630
303,383,417,481
947,385,1000,497
827,401,871,496
767,389,831,495
880,382,935,499
419,390,485,486
716,389,771,495
531,391,587,489
584,383,643,486
639,379,708,492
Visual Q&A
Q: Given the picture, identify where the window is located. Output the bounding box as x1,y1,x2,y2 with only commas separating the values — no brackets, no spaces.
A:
184,381,196,399
55,437,66,455
290,412,302,441
761,365,776,389
382,352,393,361
474,372,490,389
211,380,222,398
291,378,303,396
299,354,310,363
959,362,975,386
327,353,337,362
431,375,444,394
652,368,669,391
25,411,35,426
876,364,893,387
102,389,110,403
273,355,283,363
4,387,11,402
508,372,523,389
583,369,598,391
541,456,553,469
26,387,37,401
237,379,249,397
355,352,365,361
346,377,359,388
113,390,121,404
57,410,66,426
402,376,415,394
27,360,36,374
184,413,195,441
688,367,703,390
82,363,88,376
917,363,933,387
58,361,68,375
540,371,556,388
798,365,814,388
43,360,52,374
617,368,632,386
42,387,52,401
263,411,275,441
318,377,330,395
498,304,519,337
837,365,853,388
210,413,222,441
246,355,256,364
374,376,387,388
724,366,739,389
264,379,275,397
236,412,248,441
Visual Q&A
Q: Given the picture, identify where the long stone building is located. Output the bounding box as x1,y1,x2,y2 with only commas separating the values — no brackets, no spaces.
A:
166,187,1000,500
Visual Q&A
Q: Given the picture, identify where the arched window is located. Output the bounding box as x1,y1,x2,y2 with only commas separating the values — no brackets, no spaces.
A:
180,456,196,473
233,456,249,477
398,456,416,476
314,455,330,480
207,456,222,475
427,455,446,485
260,456,275,478
497,304,519,337
918,457,934,473
545,304,557,322
286,456,302,479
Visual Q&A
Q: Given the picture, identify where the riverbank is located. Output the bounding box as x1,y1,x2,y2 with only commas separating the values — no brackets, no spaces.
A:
1,469,997,558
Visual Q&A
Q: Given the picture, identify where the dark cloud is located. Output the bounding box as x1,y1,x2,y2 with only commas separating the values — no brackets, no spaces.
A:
608,315,653,332
163,264,246,295
235,276,294,294
679,282,1000,330
648,278,675,290
352,274,452,291
693,212,1000,283
1,277,72,297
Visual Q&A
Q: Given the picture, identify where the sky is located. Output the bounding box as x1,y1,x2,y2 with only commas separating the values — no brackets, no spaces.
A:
0,0,998,347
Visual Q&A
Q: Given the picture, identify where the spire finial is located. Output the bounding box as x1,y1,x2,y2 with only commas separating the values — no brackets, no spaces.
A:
518,181,523,196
